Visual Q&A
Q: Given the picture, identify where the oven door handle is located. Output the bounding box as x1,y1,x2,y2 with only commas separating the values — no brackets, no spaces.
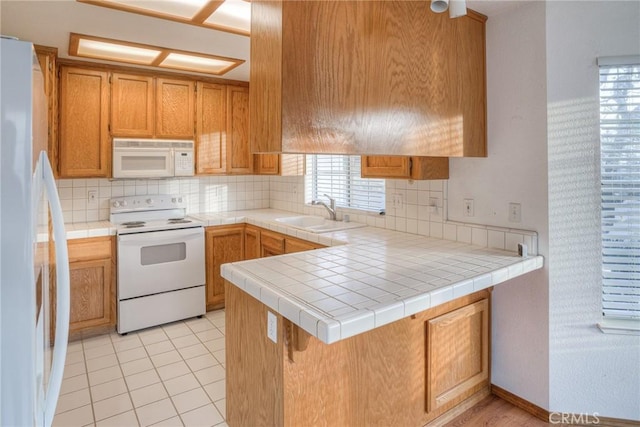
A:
118,228,204,246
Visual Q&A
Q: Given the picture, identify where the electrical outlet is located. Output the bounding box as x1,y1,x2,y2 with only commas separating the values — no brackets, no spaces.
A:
267,311,277,343
463,199,474,217
509,203,521,222
392,193,404,210
88,190,97,205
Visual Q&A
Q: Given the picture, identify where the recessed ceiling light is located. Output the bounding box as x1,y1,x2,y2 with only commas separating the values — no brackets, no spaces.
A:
77,0,251,36
69,33,244,76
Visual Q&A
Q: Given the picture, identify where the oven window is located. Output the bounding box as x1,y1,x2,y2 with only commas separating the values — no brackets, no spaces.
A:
122,155,167,171
140,243,186,265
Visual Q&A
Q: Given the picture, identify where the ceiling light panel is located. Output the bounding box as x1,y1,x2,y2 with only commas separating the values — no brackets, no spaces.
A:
160,52,238,74
93,0,209,19
76,38,161,64
204,0,251,33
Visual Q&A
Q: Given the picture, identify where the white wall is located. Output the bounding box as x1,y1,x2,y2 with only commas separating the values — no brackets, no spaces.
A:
448,1,550,409
546,1,640,420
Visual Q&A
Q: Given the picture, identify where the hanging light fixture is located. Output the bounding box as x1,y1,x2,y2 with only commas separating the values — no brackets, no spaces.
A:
430,0,467,18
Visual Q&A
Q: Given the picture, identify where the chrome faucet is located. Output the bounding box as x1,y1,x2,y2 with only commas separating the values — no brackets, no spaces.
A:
312,194,337,220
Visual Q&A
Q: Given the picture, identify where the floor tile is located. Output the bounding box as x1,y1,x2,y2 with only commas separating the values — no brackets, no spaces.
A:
212,350,225,365
116,346,148,364
145,340,175,356
55,388,91,414
135,398,178,427
85,343,115,360
151,416,184,426
193,365,225,386
60,373,89,395
91,378,128,402
214,422,229,427
177,343,208,360
203,338,224,353
180,403,223,427
96,409,139,427
151,350,183,368
203,380,225,403
210,317,225,329
121,357,154,376
130,382,169,408
157,361,191,381
112,335,143,352
184,354,218,373
125,369,161,391
185,318,215,333
88,365,123,386
66,340,84,354
65,350,85,366
217,326,225,335
214,399,226,419
171,334,200,349
63,361,86,379
163,323,193,339
86,353,119,372
171,387,211,414
195,329,223,342
52,404,94,427
139,329,169,346
163,373,201,396
83,334,113,349
93,392,134,421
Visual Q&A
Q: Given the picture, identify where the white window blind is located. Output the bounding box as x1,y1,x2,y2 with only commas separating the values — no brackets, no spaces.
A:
599,58,640,319
306,155,385,213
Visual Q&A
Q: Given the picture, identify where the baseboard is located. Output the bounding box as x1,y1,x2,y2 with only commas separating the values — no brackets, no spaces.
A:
426,387,492,426
491,384,640,426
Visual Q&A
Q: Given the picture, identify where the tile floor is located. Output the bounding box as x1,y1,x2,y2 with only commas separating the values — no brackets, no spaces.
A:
53,310,228,427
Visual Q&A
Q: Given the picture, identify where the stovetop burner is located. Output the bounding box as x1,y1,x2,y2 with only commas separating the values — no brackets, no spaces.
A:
168,218,192,224
124,224,145,229
121,221,146,226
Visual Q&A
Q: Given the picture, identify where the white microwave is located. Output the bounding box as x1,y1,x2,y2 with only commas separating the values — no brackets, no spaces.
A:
112,139,195,179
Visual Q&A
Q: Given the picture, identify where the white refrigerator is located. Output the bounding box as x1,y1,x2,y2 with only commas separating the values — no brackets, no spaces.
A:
0,38,71,426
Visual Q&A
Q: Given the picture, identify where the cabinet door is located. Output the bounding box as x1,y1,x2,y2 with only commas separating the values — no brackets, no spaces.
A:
196,82,227,174
205,226,245,310
59,66,110,177
244,225,261,260
285,237,322,254
111,73,155,137
227,86,252,174
254,154,280,175
426,298,489,413
260,230,285,257
69,258,112,333
361,156,410,179
156,78,195,138
35,46,58,177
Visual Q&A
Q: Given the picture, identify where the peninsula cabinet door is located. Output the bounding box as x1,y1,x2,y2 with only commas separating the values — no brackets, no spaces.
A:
59,66,110,178
156,78,195,139
205,226,245,310
426,298,489,413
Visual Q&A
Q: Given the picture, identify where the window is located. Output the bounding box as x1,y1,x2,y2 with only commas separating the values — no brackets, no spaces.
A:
599,56,640,323
306,155,385,213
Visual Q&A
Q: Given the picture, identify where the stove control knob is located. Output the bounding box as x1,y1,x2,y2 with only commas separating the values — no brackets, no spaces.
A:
146,198,153,205
122,201,128,207
112,201,120,208
178,197,183,203
171,198,177,203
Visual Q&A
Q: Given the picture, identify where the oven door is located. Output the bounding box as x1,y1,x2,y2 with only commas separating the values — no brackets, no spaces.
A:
117,227,205,299
112,147,174,179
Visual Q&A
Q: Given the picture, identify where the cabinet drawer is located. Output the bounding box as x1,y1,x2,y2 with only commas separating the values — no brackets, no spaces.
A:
68,237,112,262
260,230,285,256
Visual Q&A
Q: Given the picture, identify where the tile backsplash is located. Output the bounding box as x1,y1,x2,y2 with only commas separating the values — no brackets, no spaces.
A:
57,176,271,223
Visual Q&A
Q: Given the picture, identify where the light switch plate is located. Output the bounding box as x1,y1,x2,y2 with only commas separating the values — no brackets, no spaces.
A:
267,311,277,343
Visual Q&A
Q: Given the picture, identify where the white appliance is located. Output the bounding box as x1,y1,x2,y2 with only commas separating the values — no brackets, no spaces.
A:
112,138,195,179
0,38,71,427
110,195,205,334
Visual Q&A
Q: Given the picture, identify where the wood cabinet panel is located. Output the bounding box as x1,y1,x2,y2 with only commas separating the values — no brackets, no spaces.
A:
35,45,58,177
156,78,195,138
59,66,110,177
227,86,252,173
111,73,155,137
426,298,489,413
254,154,305,176
244,225,261,260
285,237,323,254
259,230,285,257
196,82,227,174
361,156,449,180
205,225,245,310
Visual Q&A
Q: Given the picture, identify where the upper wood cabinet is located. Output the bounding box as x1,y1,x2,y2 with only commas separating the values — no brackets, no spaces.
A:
361,156,449,180
254,154,305,176
196,82,227,174
250,2,487,158
59,66,110,178
227,86,253,174
111,73,155,137
156,78,195,139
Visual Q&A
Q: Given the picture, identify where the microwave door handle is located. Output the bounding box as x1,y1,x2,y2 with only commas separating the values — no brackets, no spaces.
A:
170,150,175,176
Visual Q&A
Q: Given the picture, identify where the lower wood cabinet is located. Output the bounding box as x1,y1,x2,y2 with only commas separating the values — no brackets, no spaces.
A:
285,236,324,253
244,225,261,260
205,225,245,310
67,237,115,339
260,230,285,257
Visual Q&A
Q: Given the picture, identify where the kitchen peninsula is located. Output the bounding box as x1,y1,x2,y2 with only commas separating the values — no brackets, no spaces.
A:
219,214,543,426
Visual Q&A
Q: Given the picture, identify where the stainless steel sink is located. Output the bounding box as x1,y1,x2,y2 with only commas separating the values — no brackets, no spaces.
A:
275,216,366,233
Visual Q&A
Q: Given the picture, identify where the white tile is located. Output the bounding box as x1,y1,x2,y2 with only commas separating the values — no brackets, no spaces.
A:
214,399,226,419
177,343,209,360
117,346,148,363
92,392,134,421
473,273,493,291
184,354,218,372
151,349,183,368
299,310,320,336
505,233,524,253
371,301,404,327
125,369,161,391
139,329,169,346
443,223,457,241
121,357,154,376
85,343,115,360
508,262,524,279
203,337,225,354
488,230,505,250
193,365,225,386
316,320,341,344
195,329,223,342
403,293,431,316
63,361,86,379
171,388,211,414
471,228,488,247
91,378,128,402
145,340,176,356
185,318,215,333
151,416,184,426
96,410,139,427
65,349,85,366
136,398,178,427
130,383,169,408
336,311,375,340
52,404,94,427
431,286,454,306
203,380,225,403
164,373,201,396
491,267,509,284
88,366,123,387
60,373,89,395
112,336,143,352
163,323,193,339
55,388,91,414
157,361,191,381
452,279,474,298
171,334,200,349
179,403,223,427
86,353,119,372
83,334,112,349
212,350,225,365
